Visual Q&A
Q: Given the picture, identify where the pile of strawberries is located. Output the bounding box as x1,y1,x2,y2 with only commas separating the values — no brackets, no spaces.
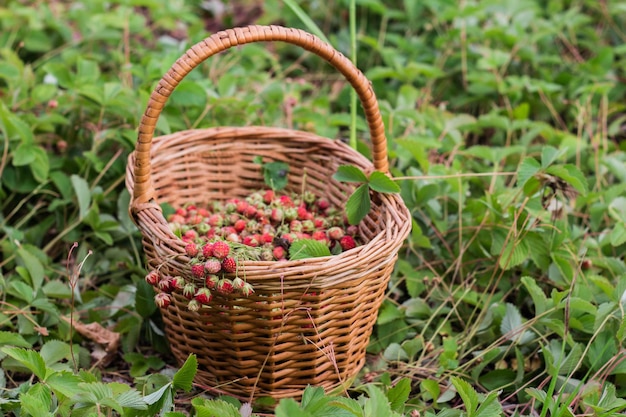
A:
145,189,361,310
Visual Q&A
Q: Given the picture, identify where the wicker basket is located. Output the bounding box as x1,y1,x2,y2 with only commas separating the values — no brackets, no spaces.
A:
126,25,411,401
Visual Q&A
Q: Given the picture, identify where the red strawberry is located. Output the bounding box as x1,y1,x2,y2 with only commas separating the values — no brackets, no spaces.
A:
197,208,210,217
272,246,286,260
216,278,234,294
204,258,222,274
185,243,199,258
154,293,171,308
170,276,185,291
191,263,205,279
182,230,197,242
297,205,310,220
183,283,197,300
313,217,327,228
236,200,248,214
225,232,241,243
145,270,159,286
195,288,213,304
234,219,247,232
168,214,186,224
242,235,259,247
175,208,187,217
212,241,230,259
263,189,275,204
188,214,204,225
206,274,219,289
186,204,197,211
221,257,237,273
279,195,294,207
327,226,345,240
340,235,357,251
346,225,358,236
202,243,214,258
244,205,258,218
311,230,328,242
260,232,274,244
317,198,330,210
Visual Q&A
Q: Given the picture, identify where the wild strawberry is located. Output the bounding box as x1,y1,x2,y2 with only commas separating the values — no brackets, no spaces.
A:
197,208,210,217
284,207,298,221
220,226,237,237
327,226,345,240
271,208,284,223
175,208,187,217
245,220,260,233
154,293,171,308
241,282,255,296
216,278,234,294
263,189,275,204
236,200,249,214
234,219,247,232
346,225,358,236
212,241,230,259
243,235,259,247
201,243,213,258
145,270,159,286
187,299,200,311
272,246,286,260
195,288,213,304
232,277,246,290
191,263,205,279
290,220,302,233
260,247,274,261
168,214,186,224
340,235,357,251
204,258,222,274
296,232,311,240
282,233,296,243
183,283,197,299
297,205,313,220
244,204,258,218
185,243,199,258
317,198,330,210
303,191,316,205
225,233,241,243
221,257,237,273
205,228,216,239
186,204,197,211
311,230,328,242
279,195,294,207
208,213,223,227
313,217,327,229
260,232,274,244
182,230,197,242
170,276,185,291
301,220,315,232
158,277,173,293
206,274,219,289
188,214,204,225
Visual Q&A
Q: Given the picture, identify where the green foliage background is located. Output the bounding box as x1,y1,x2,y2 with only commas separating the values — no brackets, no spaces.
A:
0,0,625,415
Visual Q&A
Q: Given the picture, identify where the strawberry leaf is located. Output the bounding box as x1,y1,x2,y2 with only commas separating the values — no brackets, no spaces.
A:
345,184,371,225
262,161,289,191
289,239,331,260
333,165,368,183
368,171,400,193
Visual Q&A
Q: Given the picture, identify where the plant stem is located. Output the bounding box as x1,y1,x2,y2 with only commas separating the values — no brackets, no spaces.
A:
349,0,357,150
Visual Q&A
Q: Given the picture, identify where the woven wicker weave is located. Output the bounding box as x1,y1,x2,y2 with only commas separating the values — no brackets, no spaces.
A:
125,25,411,401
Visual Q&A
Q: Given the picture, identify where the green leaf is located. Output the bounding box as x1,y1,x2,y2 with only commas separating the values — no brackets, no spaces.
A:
276,398,315,417
368,171,400,193
387,378,411,412
40,340,71,366
143,382,172,405
172,354,197,392
289,239,332,260
29,146,50,183
541,145,566,168
116,388,148,410
521,276,549,316
193,398,242,417
329,397,364,417
71,174,91,219
345,184,371,225
21,383,54,417
450,377,478,416
0,331,31,348
363,384,392,417
1,347,47,380
498,238,529,270
500,303,534,344
517,157,541,188
45,371,82,398
610,223,626,247
333,165,368,183
475,390,504,417
16,245,45,291
262,161,290,191
12,143,36,166
546,164,588,195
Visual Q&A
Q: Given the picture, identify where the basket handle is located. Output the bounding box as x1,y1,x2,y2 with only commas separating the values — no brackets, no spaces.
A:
132,25,388,207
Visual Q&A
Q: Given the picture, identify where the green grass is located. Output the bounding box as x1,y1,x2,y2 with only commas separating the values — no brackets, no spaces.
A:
0,0,625,415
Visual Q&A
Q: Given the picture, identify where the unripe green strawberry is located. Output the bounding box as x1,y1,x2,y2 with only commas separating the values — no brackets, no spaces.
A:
183,283,196,300
241,282,255,296
284,207,298,221
301,219,315,232
187,299,200,311
154,293,171,308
